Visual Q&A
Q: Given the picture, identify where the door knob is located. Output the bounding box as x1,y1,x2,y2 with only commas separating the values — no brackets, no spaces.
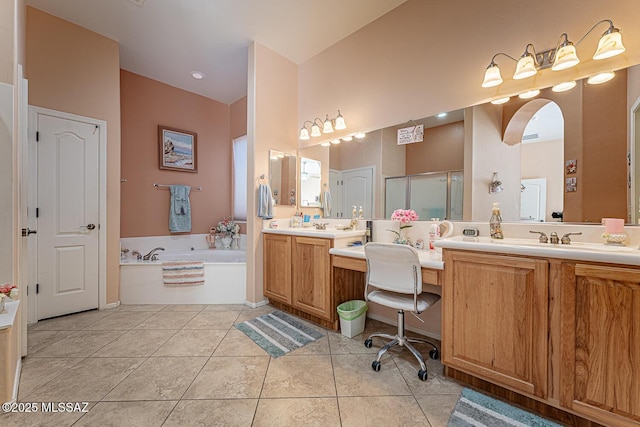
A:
21,228,37,237
86,224,96,230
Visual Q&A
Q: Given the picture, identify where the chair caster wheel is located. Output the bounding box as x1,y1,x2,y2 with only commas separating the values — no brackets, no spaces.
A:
418,370,428,381
372,360,381,372
364,338,373,348
429,348,439,360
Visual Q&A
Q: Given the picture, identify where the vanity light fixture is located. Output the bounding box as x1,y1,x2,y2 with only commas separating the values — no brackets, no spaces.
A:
518,89,540,99
481,19,625,88
587,71,615,85
490,97,510,105
552,81,577,92
299,110,347,139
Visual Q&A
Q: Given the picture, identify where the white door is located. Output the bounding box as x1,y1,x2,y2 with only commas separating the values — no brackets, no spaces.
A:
329,169,342,218
521,178,547,222
342,167,374,219
36,112,100,319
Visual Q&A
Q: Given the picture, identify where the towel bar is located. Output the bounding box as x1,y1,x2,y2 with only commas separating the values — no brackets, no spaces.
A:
154,183,203,191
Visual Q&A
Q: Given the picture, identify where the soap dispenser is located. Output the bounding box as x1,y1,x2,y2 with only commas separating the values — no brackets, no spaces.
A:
490,202,503,239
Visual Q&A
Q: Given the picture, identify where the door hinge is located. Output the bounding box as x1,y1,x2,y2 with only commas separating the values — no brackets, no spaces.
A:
36,283,39,294
26,286,28,296
36,131,39,142
36,207,39,218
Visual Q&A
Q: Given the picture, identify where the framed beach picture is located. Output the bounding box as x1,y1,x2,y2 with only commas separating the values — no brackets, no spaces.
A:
158,125,197,172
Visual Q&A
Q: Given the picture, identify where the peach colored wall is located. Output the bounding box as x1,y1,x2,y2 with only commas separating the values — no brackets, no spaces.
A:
120,70,231,237
230,96,247,140
27,7,121,303
405,121,464,175
298,0,640,146
0,0,14,84
247,42,298,304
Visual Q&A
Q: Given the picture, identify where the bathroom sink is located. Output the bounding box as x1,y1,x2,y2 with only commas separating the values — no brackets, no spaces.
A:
491,238,638,253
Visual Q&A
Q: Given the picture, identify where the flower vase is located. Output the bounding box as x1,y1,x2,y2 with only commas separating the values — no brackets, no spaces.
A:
394,228,411,246
214,235,222,249
0,298,5,314
221,236,232,249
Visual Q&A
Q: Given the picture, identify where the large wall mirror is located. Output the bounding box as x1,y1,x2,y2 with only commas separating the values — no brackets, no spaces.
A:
298,64,640,224
269,150,297,206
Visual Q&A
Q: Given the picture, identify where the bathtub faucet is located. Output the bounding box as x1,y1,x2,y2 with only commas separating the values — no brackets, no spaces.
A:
143,247,165,261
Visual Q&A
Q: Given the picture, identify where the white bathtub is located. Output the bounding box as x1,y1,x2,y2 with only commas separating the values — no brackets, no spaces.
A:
119,249,246,305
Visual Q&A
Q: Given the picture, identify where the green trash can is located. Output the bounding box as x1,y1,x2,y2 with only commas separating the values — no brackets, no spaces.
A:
337,300,368,338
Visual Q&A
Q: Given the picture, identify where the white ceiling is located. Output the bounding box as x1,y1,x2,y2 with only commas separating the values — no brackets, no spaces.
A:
522,102,564,143
26,0,408,104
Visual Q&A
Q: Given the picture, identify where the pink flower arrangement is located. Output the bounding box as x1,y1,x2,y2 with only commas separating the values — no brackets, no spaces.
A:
0,283,17,299
391,209,419,224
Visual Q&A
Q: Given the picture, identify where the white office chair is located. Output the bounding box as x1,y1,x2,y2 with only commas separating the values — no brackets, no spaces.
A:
363,242,441,381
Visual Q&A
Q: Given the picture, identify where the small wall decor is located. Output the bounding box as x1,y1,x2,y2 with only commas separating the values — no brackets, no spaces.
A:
565,159,577,174
159,125,197,172
566,177,577,192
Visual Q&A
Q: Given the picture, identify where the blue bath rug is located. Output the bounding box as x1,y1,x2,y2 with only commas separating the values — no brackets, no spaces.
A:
448,388,563,427
235,310,323,358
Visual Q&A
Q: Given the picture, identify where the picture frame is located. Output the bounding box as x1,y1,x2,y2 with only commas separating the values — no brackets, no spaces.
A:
158,125,197,172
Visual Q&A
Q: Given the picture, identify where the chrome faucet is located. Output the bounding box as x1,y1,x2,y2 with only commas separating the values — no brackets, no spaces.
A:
549,232,559,244
143,247,165,261
529,230,548,243
561,232,582,245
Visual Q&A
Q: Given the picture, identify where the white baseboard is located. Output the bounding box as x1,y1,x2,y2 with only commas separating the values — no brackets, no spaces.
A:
245,299,269,309
366,312,441,341
101,301,120,310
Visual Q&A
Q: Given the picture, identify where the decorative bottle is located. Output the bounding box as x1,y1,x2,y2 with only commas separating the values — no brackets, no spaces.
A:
490,202,504,239
358,206,363,219
429,218,440,250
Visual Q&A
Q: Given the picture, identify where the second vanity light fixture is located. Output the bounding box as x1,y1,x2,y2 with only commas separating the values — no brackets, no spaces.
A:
299,110,346,140
482,19,625,92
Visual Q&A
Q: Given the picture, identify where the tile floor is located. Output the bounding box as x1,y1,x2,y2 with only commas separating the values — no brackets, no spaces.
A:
1,304,464,426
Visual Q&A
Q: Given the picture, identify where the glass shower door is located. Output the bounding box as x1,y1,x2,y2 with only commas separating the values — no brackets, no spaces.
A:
409,173,448,220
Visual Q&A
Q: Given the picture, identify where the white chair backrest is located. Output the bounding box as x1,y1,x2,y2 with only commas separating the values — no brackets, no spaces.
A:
365,242,422,295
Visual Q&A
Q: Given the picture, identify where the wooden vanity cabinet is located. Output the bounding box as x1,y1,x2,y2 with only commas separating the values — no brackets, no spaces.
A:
264,233,349,329
560,263,640,427
443,250,549,398
263,233,292,305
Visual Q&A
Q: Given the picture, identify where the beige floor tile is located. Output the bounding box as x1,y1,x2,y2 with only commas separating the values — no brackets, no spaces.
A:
154,329,227,356
27,358,144,402
233,305,276,323
327,330,380,355
394,355,463,396
73,400,176,427
26,329,75,354
104,356,208,401
17,357,84,399
204,303,248,312
93,329,176,357
30,330,125,358
28,309,117,331
163,399,258,427
133,311,198,329
261,355,336,398
213,328,271,357
84,311,156,330
183,310,242,329
332,354,411,396
117,304,167,311
339,396,429,427
415,394,461,427
162,304,207,312
0,402,95,427
292,334,331,355
183,356,269,399
253,398,341,427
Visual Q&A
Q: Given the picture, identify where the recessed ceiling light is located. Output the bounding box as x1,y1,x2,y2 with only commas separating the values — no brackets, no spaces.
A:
128,0,145,7
436,112,447,118
552,81,576,92
354,132,366,139
331,139,341,145
518,89,540,99
191,71,205,80
490,97,510,105
342,136,353,142
320,141,331,147
587,71,615,85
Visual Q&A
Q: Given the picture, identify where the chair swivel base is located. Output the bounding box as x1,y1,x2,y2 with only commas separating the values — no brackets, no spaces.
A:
364,311,439,381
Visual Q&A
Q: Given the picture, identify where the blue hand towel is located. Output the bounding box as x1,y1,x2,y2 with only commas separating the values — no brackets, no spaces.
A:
169,185,191,232
257,183,274,219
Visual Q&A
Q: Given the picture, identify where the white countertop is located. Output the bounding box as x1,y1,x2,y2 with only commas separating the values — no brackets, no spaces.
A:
263,227,366,240
435,236,640,266
329,245,444,270
0,300,20,330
